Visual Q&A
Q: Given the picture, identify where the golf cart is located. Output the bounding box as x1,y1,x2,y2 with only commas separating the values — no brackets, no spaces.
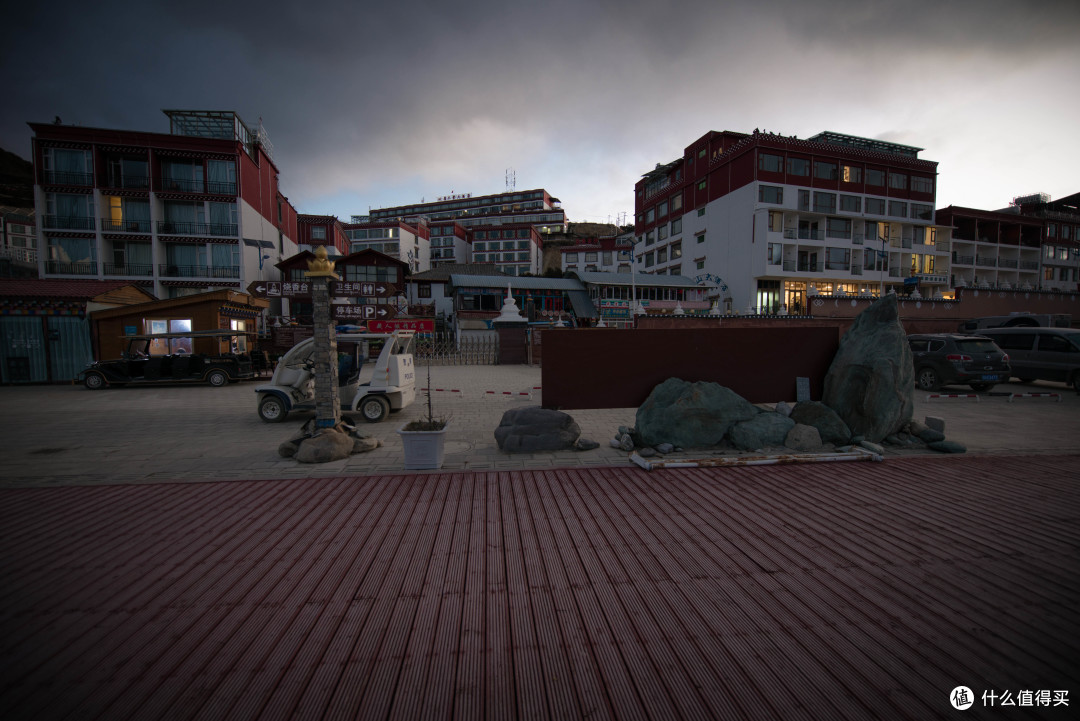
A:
81,329,257,389
255,329,416,423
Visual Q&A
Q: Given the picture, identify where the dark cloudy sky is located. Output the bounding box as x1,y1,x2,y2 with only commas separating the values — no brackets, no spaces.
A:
4,0,1078,222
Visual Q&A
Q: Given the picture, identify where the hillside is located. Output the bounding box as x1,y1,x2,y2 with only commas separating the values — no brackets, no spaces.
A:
0,148,34,207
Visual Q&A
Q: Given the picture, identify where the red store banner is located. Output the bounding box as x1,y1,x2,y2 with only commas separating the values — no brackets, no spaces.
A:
369,319,435,334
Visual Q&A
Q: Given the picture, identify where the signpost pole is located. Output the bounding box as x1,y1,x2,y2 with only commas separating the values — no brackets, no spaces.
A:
306,246,340,429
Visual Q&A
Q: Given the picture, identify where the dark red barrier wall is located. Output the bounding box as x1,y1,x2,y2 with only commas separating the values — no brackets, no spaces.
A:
541,327,840,409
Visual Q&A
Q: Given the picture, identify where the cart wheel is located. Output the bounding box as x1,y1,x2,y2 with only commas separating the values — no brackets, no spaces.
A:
259,395,288,423
84,372,106,390
207,369,229,387
358,395,390,423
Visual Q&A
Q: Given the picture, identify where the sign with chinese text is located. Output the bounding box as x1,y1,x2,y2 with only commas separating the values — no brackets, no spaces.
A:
332,304,399,321
369,319,435,333
331,281,396,298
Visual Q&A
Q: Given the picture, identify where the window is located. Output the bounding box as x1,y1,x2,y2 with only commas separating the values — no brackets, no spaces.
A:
813,192,836,214
697,180,706,191
1047,224,1056,238
311,226,326,240
911,203,934,221
671,193,682,211
698,148,706,158
603,251,612,265
646,231,655,245
1061,267,1070,281
518,229,529,238
418,283,431,298
842,165,862,183
645,251,655,267
911,176,933,194
566,252,578,262
814,161,838,180
1064,226,1073,240
645,207,655,223
1045,245,1056,259
759,185,783,204
657,247,668,263
671,218,681,234
1045,267,1054,280
671,242,681,259
787,158,810,176
697,207,705,216
658,225,668,241
759,153,783,173
769,211,783,232
889,173,907,190
658,200,668,217
695,259,705,270
475,231,486,239
585,252,598,262
799,189,810,211
866,168,885,186
696,233,705,244
889,201,907,217
1059,247,1069,260
839,195,861,213
826,218,852,238
825,247,850,270
768,242,782,265
865,198,885,215
517,240,528,249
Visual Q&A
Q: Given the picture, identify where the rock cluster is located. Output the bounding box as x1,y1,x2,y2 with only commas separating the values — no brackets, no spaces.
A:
279,419,383,463
495,406,598,453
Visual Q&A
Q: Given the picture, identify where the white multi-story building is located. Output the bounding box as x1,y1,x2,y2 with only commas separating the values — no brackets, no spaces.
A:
344,218,429,274
635,130,953,314
0,208,37,271
29,110,298,298
561,231,634,274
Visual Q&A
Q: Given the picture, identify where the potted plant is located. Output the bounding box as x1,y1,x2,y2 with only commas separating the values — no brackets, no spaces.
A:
397,359,450,469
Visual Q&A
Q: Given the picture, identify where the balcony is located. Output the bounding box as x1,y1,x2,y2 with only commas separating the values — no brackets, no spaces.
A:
104,263,154,276
955,255,975,265
1020,260,1040,270
105,175,150,190
850,265,863,275
101,218,151,233
43,215,95,231
976,256,998,267
998,258,1019,269
159,264,240,279
852,234,864,245
44,170,93,186
45,260,97,275
157,221,238,237
159,178,237,195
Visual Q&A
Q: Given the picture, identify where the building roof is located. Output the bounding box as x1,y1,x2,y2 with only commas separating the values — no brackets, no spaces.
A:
0,279,156,300
568,271,708,288
448,275,584,291
408,264,509,283
90,289,267,319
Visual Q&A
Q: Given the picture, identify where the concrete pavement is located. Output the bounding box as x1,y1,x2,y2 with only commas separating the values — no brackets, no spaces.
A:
1,365,1077,487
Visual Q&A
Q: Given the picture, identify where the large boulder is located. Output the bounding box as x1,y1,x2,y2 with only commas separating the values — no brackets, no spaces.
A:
822,293,914,442
789,401,851,445
635,378,758,448
785,424,822,452
729,412,796,451
495,406,581,452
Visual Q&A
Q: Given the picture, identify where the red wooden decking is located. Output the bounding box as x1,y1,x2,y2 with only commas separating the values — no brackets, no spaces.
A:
0,455,1077,721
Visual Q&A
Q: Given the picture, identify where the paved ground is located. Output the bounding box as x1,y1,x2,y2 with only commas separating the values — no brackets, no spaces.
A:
0,366,1078,487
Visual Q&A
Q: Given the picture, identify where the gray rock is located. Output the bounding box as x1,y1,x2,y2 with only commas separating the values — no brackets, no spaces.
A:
858,440,885,455
655,442,674,454
773,401,793,417
924,416,945,432
918,429,946,443
884,434,903,445
609,439,622,449
638,447,657,457
635,378,759,448
790,401,851,445
295,429,354,463
618,426,632,436
785,423,822,452
906,419,929,436
618,433,635,452
822,294,914,442
928,440,967,453
574,438,600,451
729,412,796,451
495,406,581,452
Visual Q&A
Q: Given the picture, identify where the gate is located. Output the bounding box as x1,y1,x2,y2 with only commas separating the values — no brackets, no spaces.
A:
416,332,499,365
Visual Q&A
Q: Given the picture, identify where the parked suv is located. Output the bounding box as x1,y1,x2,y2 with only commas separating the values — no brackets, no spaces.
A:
907,333,1011,392
976,327,1080,392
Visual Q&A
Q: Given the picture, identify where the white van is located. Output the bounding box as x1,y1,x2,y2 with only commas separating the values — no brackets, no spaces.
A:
976,327,1080,392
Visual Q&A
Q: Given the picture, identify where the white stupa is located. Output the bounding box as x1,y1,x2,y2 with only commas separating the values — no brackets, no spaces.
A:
494,284,525,323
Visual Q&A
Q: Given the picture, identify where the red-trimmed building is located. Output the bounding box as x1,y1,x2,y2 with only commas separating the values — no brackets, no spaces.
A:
560,231,635,274
367,188,566,234
344,218,430,274
635,130,952,314
28,110,299,301
467,223,543,276
297,214,349,256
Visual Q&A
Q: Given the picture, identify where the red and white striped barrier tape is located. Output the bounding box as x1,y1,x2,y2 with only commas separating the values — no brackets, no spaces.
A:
926,393,980,402
420,387,464,397
1007,392,1061,402
484,390,534,399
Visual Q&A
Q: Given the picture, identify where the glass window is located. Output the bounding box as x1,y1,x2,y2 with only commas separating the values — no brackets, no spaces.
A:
585,252,598,262
671,242,682,258
697,208,705,216
671,193,682,211
311,226,326,240
759,185,783,204
696,233,705,244
1047,224,1056,238
889,173,907,190
697,180,706,190
865,198,885,215
911,176,933,193
826,218,852,238
657,247,668,263
658,200,668,217
889,201,907,217
813,192,836,214
814,161,838,180
758,153,783,173
866,168,885,186
1064,226,1072,240
799,189,810,211
839,195,861,213
566,252,578,262
646,207,655,223
671,218,681,234
787,158,810,176
646,231,655,245
645,251,655,266
911,203,933,221
842,165,862,183
658,225,668,241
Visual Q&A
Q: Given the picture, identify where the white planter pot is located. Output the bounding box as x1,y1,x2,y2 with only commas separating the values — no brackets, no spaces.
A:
397,423,448,470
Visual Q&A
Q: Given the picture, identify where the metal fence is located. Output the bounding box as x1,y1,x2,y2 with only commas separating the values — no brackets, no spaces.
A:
415,332,499,365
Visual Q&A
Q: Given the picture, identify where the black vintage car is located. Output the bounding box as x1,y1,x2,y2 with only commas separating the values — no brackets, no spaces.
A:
80,330,257,389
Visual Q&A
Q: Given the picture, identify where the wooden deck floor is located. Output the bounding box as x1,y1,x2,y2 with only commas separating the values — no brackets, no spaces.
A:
0,455,1077,721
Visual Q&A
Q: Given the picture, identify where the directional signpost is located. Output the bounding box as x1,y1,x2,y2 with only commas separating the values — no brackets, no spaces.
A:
333,304,398,321
331,282,396,298
246,280,312,298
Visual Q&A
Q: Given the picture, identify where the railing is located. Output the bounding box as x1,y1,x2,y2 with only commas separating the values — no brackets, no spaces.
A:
852,234,864,245
850,265,863,275
104,263,154,276
159,178,236,194
0,246,37,263
1020,260,1040,270
797,262,823,272
783,260,796,271
106,175,150,190
998,258,1019,269
889,268,901,278
158,264,240,278
45,260,97,275
955,255,975,264
101,218,151,233
44,170,93,186
157,221,238,236
767,257,782,266
976,256,998,266
825,260,849,271
43,215,95,231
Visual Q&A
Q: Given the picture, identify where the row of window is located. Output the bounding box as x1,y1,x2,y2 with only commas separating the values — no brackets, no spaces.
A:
347,227,399,240
474,228,531,240
640,193,685,225
759,186,933,220
641,241,683,268
474,240,530,251
1045,267,1079,281
757,153,933,193
474,252,531,262
1044,245,1075,261
1046,224,1078,241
